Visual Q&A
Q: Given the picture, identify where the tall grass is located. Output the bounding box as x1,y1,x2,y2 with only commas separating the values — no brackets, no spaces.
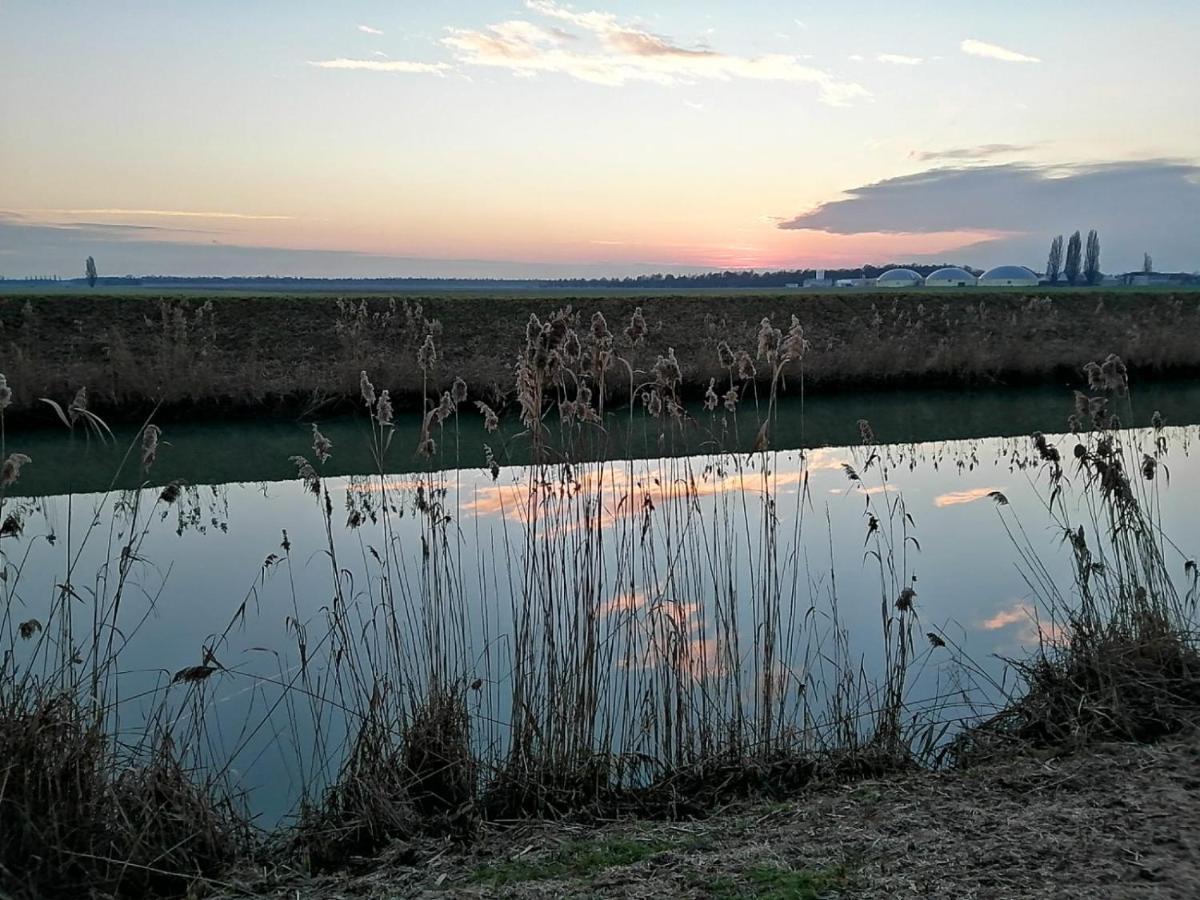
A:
0,392,248,897
0,305,1197,896
279,306,967,857
952,359,1200,761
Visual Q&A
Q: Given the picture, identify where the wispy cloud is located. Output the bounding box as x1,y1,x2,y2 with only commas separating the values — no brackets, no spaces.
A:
357,24,383,36
438,0,869,105
982,602,1067,644
933,486,1005,508
910,143,1036,163
877,53,923,66
982,605,1030,630
14,208,293,221
829,484,896,496
961,38,1040,63
308,58,452,76
0,218,728,278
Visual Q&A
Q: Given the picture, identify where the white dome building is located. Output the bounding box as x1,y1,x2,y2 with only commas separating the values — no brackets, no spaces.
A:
875,268,923,288
978,265,1039,287
925,267,977,287
921,267,979,289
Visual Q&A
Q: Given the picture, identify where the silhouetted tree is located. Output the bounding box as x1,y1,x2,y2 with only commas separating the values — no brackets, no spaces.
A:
85,256,98,288
1144,252,1154,275
1046,235,1064,284
1084,229,1101,285
1064,231,1083,286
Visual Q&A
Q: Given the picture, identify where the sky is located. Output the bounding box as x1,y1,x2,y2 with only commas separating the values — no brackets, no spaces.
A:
1,0,1198,278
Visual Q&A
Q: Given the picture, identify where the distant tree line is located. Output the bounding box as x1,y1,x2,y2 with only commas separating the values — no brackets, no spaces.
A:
545,264,978,289
32,255,1193,293
60,264,979,292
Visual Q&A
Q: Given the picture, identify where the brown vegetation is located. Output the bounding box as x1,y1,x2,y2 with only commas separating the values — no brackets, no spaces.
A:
0,682,247,897
216,733,1200,898
3,291,1200,422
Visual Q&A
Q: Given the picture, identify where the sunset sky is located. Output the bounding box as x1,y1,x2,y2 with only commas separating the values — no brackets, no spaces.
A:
2,1,1198,277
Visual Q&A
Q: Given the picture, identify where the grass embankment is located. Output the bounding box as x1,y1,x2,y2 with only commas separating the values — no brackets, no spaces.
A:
3,290,1200,422
225,734,1200,898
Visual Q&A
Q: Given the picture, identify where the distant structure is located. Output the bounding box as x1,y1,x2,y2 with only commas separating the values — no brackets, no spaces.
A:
978,265,1040,287
1119,270,1199,287
924,267,977,287
875,268,924,288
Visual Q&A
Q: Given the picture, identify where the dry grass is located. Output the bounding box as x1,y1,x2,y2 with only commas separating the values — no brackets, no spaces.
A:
0,687,245,898
296,686,477,870
212,732,1200,899
4,291,1200,422
0,402,251,898
953,367,1200,766
953,620,1200,768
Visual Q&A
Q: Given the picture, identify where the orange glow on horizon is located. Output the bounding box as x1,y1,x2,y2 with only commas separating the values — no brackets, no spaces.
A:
11,205,1004,271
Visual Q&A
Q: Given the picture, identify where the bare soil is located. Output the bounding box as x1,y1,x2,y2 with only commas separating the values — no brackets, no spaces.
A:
226,735,1200,899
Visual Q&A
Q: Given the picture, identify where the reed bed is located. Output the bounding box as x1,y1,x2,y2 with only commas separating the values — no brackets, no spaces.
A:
0,392,249,897
4,290,1200,422
0,305,1198,897
952,360,1200,761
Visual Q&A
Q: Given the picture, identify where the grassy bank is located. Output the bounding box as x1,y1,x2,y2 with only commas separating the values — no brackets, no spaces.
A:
220,733,1200,898
3,290,1200,422
2,306,1199,898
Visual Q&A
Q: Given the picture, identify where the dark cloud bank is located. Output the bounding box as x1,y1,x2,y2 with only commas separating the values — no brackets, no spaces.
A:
781,159,1200,271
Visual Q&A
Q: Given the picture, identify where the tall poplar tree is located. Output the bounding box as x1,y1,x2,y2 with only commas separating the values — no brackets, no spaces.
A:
1046,235,1064,284
1084,230,1101,286
1064,231,1083,286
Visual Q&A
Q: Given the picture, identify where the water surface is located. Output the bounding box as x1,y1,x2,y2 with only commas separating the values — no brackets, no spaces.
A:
3,381,1198,824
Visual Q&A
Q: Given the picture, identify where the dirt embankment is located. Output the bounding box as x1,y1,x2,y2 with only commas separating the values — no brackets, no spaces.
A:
3,291,1200,424
225,735,1200,899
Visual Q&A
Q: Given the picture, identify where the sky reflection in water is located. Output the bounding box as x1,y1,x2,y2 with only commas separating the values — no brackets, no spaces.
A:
4,418,1198,823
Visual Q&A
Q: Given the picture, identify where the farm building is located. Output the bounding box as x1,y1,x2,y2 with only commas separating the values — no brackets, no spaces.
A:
875,268,924,288
925,267,977,287
978,265,1040,287
1119,271,1198,287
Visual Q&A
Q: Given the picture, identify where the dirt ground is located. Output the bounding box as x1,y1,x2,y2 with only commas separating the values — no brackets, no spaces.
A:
224,734,1200,899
